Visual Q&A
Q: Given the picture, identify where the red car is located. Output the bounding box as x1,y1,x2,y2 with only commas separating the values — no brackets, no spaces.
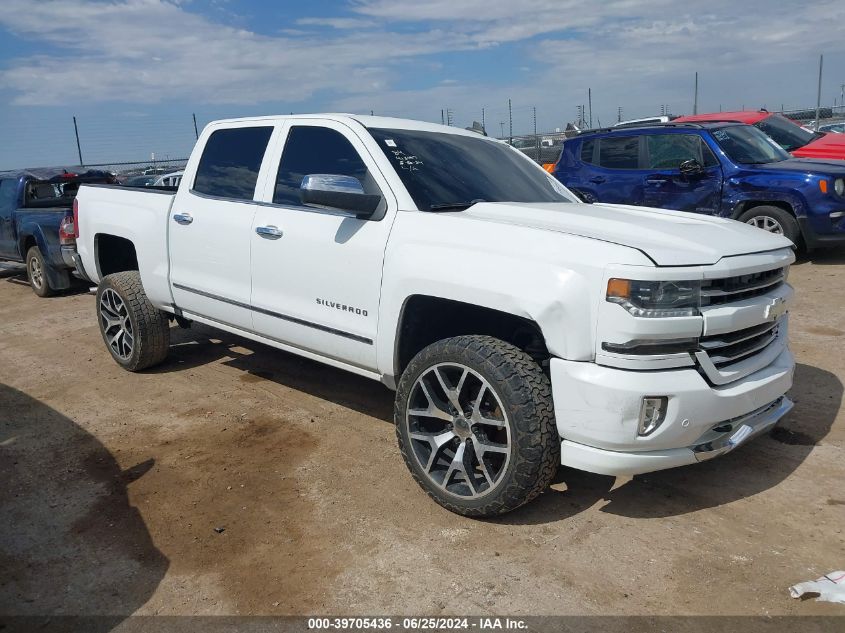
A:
674,110,845,160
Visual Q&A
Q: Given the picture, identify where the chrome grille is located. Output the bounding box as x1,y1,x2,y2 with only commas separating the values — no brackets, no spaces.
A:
701,267,785,306
699,319,780,368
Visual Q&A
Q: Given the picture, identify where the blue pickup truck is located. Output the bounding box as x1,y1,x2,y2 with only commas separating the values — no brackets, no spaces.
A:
552,122,845,250
0,167,114,296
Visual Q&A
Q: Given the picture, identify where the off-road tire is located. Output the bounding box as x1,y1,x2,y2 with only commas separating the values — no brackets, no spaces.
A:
738,205,801,248
26,246,55,297
96,271,170,371
395,335,559,517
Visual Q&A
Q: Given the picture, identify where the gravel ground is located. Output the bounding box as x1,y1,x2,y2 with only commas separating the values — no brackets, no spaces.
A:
0,252,843,621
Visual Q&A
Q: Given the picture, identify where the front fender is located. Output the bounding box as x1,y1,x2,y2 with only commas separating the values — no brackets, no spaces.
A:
376,212,651,377
723,177,810,220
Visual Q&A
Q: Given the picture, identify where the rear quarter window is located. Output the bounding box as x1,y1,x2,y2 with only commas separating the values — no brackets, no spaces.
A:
193,126,274,200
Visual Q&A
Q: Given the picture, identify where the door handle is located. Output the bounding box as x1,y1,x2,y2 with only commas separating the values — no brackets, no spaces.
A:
589,176,606,184
256,225,283,239
173,213,193,225
645,178,669,185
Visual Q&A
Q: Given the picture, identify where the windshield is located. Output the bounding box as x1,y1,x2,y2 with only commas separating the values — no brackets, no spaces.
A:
754,114,817,151
710,125,791,164
368,128,574,210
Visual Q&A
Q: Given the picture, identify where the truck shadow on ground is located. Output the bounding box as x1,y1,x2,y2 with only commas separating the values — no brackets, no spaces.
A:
1,266,90,296
0,384,168,631
502,362,841,525
795,246,845,266
156,327,839,526
157,323,395,422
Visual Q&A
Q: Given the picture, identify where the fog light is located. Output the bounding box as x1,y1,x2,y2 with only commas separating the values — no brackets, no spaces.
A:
638,397,668,436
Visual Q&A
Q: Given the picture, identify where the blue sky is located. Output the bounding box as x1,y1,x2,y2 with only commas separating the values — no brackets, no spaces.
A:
1,0,844,169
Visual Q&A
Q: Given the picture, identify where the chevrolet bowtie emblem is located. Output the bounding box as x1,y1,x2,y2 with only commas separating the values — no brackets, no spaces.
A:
765,297,787,321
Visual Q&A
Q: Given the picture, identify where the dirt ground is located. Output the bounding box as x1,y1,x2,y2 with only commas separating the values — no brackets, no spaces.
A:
1,252,844,621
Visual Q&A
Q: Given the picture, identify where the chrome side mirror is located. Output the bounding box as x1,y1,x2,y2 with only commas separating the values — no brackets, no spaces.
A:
300,174,382,217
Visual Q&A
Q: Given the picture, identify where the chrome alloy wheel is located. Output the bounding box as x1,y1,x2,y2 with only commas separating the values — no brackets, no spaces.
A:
28,255,43,290
405,363,511,499
99,288,135,361
746,215,784,234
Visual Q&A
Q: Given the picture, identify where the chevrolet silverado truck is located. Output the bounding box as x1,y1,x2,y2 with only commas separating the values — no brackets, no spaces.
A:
75,114,796,517
0,167,114,296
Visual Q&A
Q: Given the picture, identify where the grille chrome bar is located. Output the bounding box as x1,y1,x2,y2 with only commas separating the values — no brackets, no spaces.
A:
700,267,786,306
706,327,779,366
700,273,785,298
699,320,778,351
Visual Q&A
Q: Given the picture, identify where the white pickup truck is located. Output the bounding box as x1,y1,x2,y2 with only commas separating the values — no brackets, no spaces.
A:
75,114,796,517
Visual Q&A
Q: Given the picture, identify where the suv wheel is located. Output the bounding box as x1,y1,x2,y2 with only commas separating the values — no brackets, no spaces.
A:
738,205,800,247
96,271,170,371
395,335,559,517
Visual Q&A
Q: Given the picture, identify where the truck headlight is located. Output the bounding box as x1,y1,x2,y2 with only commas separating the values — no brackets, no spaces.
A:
606,278,701,318
835,178,845,197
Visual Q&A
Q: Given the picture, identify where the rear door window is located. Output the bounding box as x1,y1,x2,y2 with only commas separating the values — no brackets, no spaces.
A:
193,126,273,200
598,136,640,169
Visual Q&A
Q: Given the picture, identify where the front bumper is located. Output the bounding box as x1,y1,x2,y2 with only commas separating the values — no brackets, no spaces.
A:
550,346,794,476
798,215,845,250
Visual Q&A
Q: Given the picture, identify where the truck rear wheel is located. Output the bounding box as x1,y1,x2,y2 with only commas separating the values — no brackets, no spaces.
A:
26,246,55,297
96,271,170,372
739,205,800,248
395,335,559,517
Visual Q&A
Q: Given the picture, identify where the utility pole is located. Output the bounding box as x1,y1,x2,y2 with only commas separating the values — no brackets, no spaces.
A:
533,106,537,136
533,106,538,155
499,121,505,138
508,98,513,144
72,116,84,166
815,54,823,130
192,113,199,140
693,71,699,114
481,107,486,134
617,107,622,123
588,88,593,128
441,109,445,125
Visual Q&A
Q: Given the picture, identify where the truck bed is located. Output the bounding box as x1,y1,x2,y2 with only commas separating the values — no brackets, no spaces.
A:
76,184,176,307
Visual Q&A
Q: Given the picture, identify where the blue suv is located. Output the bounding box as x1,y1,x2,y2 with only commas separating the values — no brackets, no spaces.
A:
552,122,845,249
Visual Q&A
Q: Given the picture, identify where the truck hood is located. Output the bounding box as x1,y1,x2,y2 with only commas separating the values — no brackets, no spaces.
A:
751,157,845,176
792,132,845,160
457,202,793,266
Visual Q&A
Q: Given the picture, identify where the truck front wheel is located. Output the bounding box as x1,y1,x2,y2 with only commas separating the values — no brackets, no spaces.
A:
26,246,55,297
96,271,170,371
395,335,559,517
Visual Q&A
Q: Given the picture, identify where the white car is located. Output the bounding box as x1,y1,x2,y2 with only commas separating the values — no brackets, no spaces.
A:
74,114,795,517
152,171,184,187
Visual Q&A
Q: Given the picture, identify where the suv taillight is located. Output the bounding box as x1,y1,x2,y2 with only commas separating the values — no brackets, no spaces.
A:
59,215,76,246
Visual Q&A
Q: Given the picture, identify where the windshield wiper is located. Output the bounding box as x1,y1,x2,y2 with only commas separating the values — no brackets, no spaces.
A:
429,199,486,212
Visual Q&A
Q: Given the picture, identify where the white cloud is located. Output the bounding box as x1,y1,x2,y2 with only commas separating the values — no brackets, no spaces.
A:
0,0,843,132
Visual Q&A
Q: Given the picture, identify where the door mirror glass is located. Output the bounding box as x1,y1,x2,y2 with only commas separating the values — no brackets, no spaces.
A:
300,174,382,217
679,159,704,176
